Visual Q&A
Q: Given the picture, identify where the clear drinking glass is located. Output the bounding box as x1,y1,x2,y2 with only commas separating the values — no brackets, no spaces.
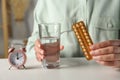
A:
38,23,61,69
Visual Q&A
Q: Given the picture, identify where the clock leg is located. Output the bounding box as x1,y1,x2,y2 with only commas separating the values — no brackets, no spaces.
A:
17,65,26,69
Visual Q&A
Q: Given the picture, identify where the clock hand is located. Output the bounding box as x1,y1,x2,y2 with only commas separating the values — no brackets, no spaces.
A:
16,53,23,59
18,56,23,59
17,53,19,59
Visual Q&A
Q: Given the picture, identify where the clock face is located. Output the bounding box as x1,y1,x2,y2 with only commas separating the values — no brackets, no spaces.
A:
8,50,26,68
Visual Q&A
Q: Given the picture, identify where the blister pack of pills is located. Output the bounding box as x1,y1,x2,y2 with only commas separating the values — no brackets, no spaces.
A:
72,21,93,60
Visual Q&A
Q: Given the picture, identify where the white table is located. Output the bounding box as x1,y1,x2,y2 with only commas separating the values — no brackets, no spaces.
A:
0,58,120,80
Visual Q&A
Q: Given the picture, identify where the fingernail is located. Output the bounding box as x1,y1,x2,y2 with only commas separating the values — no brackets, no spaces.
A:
96,60,101,63
96,60,100,63
40,50,44,55
96,61,104,64
41,55,44,59
41,56,43,60
93,56,100,60
90,45,94,49
90,45,96,50
93,56,97,60
90,51,95,55
38,44,41,48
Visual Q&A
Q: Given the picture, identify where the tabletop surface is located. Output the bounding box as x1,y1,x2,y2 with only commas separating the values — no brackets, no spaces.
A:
0,58,120,80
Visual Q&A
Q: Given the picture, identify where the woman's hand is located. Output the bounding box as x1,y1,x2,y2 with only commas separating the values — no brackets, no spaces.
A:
34,39,64,62
90,40,120,68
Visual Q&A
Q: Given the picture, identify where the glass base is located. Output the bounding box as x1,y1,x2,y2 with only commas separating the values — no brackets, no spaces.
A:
41,59,60,69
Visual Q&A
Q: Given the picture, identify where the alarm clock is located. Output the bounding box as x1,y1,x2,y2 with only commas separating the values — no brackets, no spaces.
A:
8,40,27,69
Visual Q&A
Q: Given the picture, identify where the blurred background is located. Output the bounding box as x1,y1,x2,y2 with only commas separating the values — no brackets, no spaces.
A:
0,0,38,58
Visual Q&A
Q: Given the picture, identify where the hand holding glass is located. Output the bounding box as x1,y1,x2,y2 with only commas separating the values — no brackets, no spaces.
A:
38,23,61,69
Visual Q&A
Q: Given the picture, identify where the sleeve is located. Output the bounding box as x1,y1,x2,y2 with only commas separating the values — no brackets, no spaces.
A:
26,0,42,58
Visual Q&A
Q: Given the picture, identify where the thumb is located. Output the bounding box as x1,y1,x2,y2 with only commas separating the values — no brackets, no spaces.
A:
60,45,64,50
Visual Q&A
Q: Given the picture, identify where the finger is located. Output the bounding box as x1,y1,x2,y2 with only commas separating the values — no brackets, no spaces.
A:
34,45,44,55
96,60,114,66
96,60,120,68
35,39,42,48
60,45,64,50
90,40,120,50
114,60,120,68
90,46,120,56
35,39,45,55
93,54,120,61
35,52,44,61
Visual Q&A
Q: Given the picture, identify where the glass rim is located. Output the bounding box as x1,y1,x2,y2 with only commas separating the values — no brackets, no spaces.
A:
38,23,61,26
